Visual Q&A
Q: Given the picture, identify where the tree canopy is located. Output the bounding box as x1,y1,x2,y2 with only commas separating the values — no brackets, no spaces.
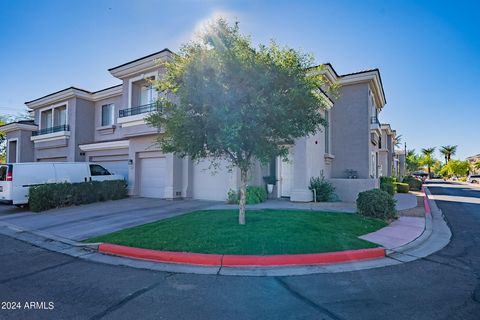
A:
147,19,332,224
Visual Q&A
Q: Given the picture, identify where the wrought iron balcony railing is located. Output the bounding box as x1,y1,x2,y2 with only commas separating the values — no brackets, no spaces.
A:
32,124,69,136
370,116,380,125
119,102,159,118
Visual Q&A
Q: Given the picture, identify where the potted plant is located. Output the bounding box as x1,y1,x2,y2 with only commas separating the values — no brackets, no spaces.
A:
263,176,276,194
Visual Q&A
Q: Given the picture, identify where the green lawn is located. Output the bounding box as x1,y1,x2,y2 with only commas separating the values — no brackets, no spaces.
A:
86,210,386,255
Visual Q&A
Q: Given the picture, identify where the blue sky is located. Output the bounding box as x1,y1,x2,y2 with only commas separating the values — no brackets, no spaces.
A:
1,0,479,159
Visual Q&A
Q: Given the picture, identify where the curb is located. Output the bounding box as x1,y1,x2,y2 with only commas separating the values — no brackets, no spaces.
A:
422,186,431,215
98,243,386,267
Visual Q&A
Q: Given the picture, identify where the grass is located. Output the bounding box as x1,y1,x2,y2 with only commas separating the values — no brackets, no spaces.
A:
85,210,387,255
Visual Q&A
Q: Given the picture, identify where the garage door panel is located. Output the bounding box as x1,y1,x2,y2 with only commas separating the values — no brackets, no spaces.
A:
90,155,129,180
139,157,166,198
193,160,230,201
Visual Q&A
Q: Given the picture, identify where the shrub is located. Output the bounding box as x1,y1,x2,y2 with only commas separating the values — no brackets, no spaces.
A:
356,189,396,220
263,176,277,185
458,176,467,182
380,176,396,195
225,186,267,205
403,176,422,191
246,186,267,204
395,182,409,193
29,180,127,212
226,189,239,204
309,176,335,202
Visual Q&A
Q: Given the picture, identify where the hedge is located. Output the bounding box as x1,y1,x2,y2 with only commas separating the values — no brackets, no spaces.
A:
403,176,422,191
395,182,409,193
356,189,396,220
380,176,396,195
29,180,128,212
226,186,267,204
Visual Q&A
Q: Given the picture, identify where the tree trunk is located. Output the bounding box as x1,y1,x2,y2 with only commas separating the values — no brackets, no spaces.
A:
238,167,248,225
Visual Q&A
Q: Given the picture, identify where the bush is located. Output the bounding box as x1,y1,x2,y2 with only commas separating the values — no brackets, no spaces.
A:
380,176,396,195
263,176,277,185
226,189,239,204
246,186,267,204
356,189,396,220
29,180,128,212
403,176,422,191
226,186,267,205
458,176,467,182
309,176,335,202
395,182,409,193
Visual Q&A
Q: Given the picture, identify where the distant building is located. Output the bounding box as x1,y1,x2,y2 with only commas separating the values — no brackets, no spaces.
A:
467,154,480,174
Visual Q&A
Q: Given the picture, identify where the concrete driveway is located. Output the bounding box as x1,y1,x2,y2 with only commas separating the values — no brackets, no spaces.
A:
0,198,217,241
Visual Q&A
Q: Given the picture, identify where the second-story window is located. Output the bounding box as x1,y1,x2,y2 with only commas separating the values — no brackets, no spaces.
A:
324,110,330,154
140,82,157,106
102,104,114,126
54,105,66,127
41,110,53,129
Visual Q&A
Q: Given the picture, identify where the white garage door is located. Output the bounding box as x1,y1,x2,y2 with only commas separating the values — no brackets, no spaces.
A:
139,156,166,198
90,155,129,180
192,159,231,201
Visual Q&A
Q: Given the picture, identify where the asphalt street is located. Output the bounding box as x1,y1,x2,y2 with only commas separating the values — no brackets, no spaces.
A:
0,182,479,319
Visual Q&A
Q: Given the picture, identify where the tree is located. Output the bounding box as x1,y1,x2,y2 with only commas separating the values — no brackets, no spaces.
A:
394,134,402,148
406,149,422,174
440,145,457,165
0,117,6,163
421,147,436,178
440,160,470,177
474,161,480,173
147,19,331,225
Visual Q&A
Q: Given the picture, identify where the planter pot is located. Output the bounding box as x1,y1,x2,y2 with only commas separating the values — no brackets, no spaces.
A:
267,184,274,194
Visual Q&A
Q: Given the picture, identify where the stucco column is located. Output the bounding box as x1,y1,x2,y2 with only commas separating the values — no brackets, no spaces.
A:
290,137,313,202
164,153,183,199
182,156,193,198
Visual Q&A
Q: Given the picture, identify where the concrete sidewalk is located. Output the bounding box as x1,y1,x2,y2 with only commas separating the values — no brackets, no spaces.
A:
208,192,418,213
360,216,425,249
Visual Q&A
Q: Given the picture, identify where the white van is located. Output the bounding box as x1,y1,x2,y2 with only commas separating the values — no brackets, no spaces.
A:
0,162,124,205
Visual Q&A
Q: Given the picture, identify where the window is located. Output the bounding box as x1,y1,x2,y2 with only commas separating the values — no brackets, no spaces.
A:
101,104,114,126
324,110,330,154
41,110,53,129
89,164,111,176
0,166,7,181
54,106,67,126
140,82,157,105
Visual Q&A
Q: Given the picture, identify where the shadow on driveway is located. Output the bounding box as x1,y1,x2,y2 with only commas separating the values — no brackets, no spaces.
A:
0,198,218,241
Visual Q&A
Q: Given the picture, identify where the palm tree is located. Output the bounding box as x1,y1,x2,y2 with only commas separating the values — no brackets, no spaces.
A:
394,134,403,148
440,145,457,164
474,161,480,174
421,147,436,178
406,149,421,174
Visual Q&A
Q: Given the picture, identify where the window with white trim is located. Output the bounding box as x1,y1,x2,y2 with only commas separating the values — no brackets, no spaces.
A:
101,104,114,126
324,110,330,154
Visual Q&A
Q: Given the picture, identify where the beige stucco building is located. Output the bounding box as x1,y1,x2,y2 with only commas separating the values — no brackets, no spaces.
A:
1,49,399,203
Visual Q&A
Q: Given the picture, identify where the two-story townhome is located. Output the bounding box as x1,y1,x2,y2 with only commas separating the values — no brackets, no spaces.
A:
1,49,396,203
378,124,396,177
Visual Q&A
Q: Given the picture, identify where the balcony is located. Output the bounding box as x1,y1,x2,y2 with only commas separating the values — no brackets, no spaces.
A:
370,116,380,125
119,102,159,118
32,124,69,136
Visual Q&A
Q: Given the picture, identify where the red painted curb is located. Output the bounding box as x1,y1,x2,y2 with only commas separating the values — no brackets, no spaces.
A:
423,187,431,215
221,248,385,266
98,244,385,267
98,244,223,266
